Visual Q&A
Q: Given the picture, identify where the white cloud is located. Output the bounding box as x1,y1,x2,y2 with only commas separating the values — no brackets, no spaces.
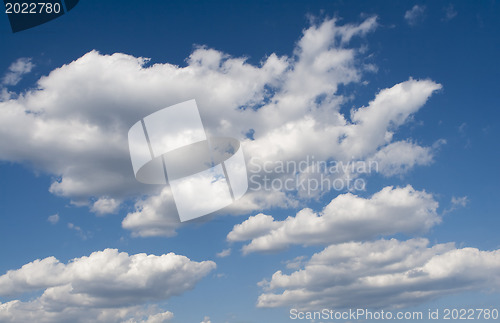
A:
91,197,120,215
0,249,215,322
225,189,300,214
134,311,174,323
341,78,441,159
0,16,442,236
122,183,299,238
236,77,441,206
227,213,282,243
370,140,435,176
47,213,59,224
405,5,426,26
451,196,468,208
242,77,441,191
444,195,469,214
0,303,174,323
216,248,231,258
200,316,212,323
228,186,440,254
67,222,88,240
2,58,34,86
257,238,500,309
122,186,181,237
0,48,284,207
284,256,307,270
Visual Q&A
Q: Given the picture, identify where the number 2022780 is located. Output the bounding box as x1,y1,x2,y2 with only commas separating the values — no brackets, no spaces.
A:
5,2,61,14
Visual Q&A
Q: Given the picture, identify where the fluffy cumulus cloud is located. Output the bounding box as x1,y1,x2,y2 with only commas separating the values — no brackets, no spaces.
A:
228,185,440,254
0,16,442,238
0,12,495,319
0,249,215,322
91,197,121,215
257,238,500,309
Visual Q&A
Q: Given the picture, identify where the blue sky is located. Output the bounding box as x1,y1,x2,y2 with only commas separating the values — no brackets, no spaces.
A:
0,1,499,322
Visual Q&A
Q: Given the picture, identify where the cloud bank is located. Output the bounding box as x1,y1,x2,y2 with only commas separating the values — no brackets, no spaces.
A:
228,185,440,254
0,249,215,322
257,238,500,309
0,16,444,238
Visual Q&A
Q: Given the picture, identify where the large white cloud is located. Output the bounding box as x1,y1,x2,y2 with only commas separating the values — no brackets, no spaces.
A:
257,238,500,309
0,16,442,237
228,185,440,254
0,249,215,322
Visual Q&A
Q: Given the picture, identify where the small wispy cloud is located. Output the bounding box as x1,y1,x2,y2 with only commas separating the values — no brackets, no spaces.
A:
284,256,307,269
216,248,231,258
2,58,34,86
47,213,60,224
405,5,426,26
444,196,469,214
451,196,469,208
443,4,458,21
68,222,88,240
459,122,467,134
